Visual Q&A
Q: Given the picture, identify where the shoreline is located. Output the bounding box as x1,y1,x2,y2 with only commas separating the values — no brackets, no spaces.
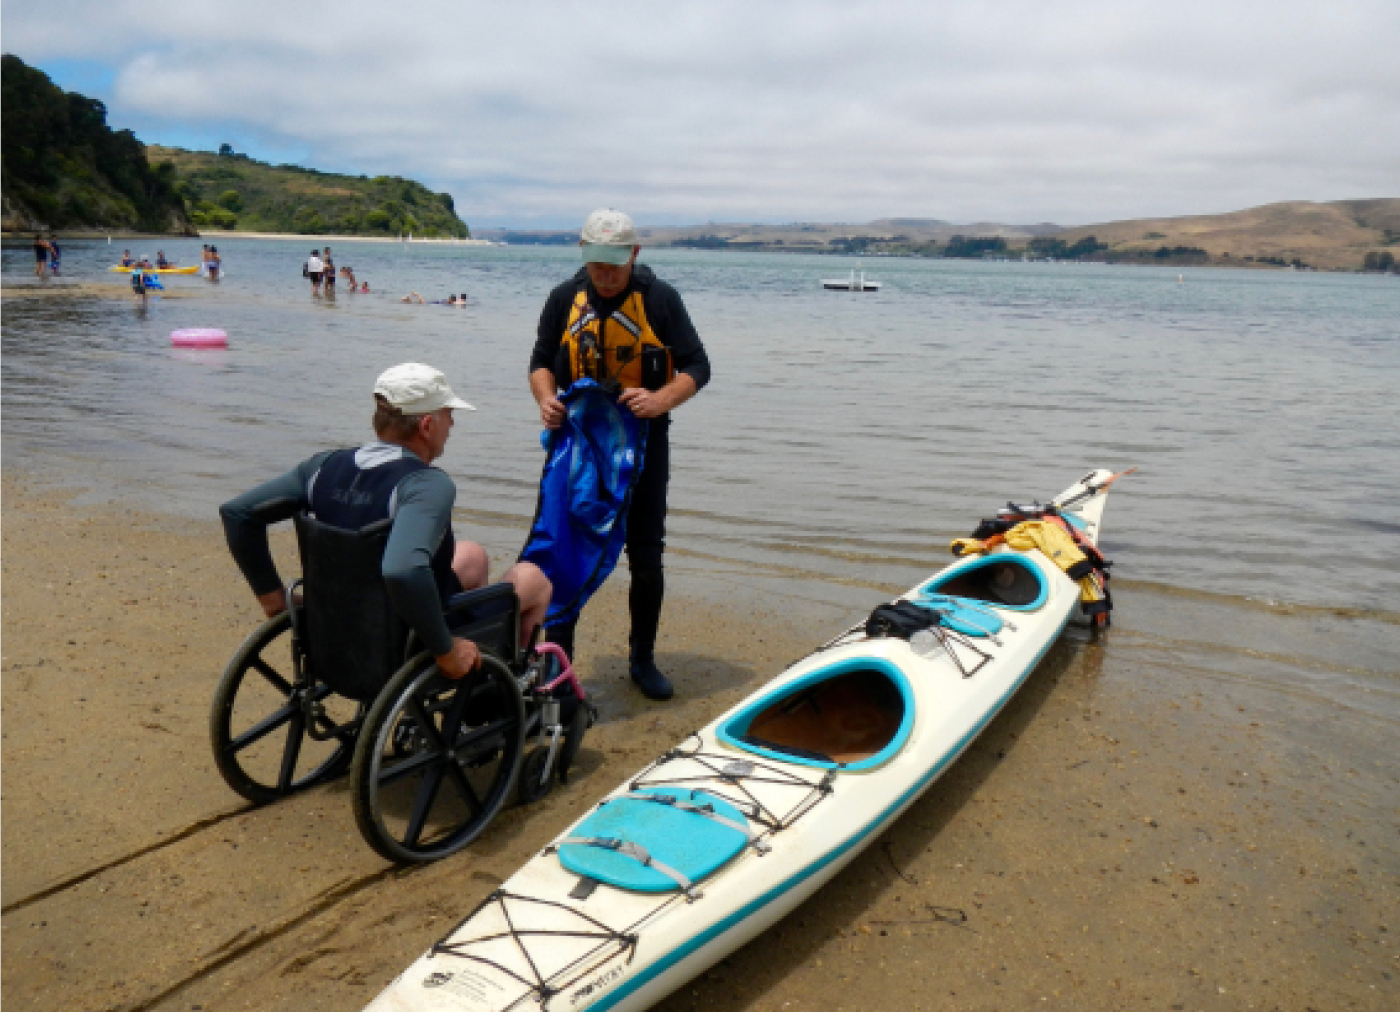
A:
2,471,1394,1011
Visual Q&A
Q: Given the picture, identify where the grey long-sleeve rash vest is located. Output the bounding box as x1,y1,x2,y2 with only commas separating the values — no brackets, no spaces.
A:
219,448,459,657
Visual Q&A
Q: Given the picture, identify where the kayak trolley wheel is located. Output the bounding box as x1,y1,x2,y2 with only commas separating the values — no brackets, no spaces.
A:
209,611,360,804
351,651,524,863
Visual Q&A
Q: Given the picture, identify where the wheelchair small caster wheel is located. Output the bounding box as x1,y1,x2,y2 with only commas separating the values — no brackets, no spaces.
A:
517,746,555,805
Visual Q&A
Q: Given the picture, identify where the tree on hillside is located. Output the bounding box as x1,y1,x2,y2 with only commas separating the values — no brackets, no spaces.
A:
944,235,1007,258
1,53,191,232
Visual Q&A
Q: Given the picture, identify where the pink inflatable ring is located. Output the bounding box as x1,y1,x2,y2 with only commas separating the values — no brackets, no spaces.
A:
171,327,228,348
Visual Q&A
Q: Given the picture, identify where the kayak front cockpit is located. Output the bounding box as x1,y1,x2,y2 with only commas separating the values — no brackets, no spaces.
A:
718,658,915,770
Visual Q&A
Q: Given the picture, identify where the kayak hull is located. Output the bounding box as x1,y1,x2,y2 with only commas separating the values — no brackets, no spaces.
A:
366,470,1118,1012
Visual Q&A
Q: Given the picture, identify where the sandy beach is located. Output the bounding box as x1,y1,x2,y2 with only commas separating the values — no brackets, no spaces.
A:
3,470,1394,1012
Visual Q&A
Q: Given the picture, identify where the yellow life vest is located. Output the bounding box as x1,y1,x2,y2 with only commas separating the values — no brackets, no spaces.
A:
560,288,672,391
951,520,1107,608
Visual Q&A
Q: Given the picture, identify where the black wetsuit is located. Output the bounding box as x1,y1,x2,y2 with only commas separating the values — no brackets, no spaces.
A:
528,263,711,662
220,442,462,656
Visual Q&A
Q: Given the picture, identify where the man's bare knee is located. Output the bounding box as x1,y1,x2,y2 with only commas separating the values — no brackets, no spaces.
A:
504,561,550,603
453,542,490,590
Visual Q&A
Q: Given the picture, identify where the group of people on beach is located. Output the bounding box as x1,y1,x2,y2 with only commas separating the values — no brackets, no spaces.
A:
227,208,709,703
31,234,61,278
303,246,368,295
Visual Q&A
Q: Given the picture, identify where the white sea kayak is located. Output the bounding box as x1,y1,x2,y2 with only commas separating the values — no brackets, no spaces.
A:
367,469,1124,1012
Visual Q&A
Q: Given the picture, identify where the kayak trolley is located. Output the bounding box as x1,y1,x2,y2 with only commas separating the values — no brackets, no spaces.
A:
209,505,592,863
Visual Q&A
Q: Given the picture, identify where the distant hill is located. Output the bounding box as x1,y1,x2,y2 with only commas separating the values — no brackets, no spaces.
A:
479,217,1058,251
1054,199,1400,271
150,146,468,238
485,202,1400,270
637,218,1056,249
1,54,192,234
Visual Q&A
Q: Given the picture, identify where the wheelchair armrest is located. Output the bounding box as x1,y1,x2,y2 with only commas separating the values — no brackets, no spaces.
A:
251,497,302,525
404,583,521,666
359,518,393,538
443,583,518,618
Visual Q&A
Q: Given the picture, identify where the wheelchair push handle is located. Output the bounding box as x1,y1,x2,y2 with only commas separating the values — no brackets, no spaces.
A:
533,642,587,701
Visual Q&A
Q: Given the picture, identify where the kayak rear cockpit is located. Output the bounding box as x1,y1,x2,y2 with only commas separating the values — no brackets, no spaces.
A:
717,658,914,770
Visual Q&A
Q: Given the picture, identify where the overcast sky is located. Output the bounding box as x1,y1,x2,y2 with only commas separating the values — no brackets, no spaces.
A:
6,0,1397,228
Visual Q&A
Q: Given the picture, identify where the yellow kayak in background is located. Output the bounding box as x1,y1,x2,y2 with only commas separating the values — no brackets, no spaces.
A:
109,265,201,275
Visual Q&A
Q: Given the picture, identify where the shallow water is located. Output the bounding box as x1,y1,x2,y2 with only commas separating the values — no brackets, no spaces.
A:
6,237,1397,618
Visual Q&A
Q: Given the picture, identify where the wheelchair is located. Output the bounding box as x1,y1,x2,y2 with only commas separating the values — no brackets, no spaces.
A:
209,506,592,863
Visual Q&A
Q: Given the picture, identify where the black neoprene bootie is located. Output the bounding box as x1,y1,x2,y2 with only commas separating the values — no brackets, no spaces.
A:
627,567,670,699
629,656,673,700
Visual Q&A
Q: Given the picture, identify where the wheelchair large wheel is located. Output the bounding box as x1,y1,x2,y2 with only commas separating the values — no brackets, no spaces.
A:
351,651,525,863
210,611,362,805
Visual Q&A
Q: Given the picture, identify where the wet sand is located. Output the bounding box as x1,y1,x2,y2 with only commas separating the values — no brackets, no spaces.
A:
2,473,1395,1012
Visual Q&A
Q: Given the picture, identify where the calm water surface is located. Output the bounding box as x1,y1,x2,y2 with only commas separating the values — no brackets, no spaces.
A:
4,238,1398,619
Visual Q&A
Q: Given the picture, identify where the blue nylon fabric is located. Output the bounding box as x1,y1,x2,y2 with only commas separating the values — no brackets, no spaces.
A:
910,593,1005,637
520,380,647,626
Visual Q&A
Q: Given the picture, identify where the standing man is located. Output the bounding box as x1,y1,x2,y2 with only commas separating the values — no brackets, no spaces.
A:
305,248,324,295
32,233,51,279
528,209,711,700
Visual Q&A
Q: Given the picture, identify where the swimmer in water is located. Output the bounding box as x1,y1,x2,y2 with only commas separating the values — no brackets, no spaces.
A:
399,291,424,304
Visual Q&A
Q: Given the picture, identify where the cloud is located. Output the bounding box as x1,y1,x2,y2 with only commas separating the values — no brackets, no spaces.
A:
7,0,1398,226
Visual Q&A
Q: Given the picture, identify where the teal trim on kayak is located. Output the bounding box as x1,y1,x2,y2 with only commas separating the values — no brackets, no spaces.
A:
715,657,916,771
583,612,1069,1012
1058,511,1089,532
916,555,1049,612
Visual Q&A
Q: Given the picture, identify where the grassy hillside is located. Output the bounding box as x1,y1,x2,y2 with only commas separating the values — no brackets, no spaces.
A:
1054,199,1400,271
150,146,468,238
1,54,192,234
598,201,1400,270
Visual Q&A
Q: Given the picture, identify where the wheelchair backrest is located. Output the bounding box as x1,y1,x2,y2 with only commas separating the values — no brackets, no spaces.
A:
293,512,408,702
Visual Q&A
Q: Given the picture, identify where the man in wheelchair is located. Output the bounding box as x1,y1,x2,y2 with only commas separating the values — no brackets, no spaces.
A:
214,363,586,862
220,362,551,678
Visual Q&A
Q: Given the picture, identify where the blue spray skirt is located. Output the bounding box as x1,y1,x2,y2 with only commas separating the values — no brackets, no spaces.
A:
519,380,648,626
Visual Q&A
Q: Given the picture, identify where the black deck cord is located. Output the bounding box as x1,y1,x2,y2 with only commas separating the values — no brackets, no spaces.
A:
631,742,837,832
430,891,640,1007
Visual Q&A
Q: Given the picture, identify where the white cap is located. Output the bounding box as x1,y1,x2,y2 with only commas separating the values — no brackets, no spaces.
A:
580,208,638,264
374,363,475,413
